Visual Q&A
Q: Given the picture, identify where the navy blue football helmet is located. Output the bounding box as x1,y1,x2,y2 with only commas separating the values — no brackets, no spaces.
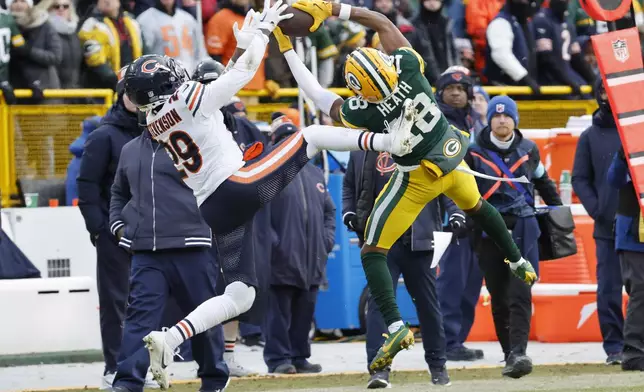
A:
123,55,190,112
192,59,225,84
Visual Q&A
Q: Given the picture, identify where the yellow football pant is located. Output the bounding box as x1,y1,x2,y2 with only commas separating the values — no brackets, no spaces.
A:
364,160,481,249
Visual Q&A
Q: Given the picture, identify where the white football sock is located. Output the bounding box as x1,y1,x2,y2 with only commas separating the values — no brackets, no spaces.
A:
165,282,255,350
302,125,392,158
388,320,405,334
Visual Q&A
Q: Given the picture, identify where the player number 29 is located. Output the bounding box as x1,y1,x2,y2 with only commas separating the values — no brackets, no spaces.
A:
164,130,203,177
408,92,441,149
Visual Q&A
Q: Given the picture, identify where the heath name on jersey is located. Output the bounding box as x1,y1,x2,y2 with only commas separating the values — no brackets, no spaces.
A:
339,47,450,168
146,80,244,205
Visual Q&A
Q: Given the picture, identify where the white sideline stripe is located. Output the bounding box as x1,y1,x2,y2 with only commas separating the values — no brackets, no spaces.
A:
629,156,644,166
233,132,304,178
619,115,644,126
607,73,644,86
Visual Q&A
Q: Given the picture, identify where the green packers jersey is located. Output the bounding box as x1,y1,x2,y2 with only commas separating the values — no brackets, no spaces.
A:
339,47,450,168
0,10,24,81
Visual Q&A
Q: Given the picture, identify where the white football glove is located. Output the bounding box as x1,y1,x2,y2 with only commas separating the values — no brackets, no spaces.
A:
257,0,293,33
233,9,260,50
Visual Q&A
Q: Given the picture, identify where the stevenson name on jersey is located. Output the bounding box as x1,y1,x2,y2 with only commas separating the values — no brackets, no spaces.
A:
146,81,245,205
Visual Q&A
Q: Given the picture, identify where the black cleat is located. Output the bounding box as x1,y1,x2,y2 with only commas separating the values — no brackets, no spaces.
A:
446,346,484,361
367,367,391,389
430,366,451,386
502,354,533,379
293,359,322,373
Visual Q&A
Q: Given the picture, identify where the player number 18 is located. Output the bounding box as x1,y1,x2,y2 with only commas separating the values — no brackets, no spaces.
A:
408,92,441,149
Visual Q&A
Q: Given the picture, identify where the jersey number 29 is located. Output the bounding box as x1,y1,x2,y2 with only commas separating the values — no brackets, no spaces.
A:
408,92,441,148
163,130,203,178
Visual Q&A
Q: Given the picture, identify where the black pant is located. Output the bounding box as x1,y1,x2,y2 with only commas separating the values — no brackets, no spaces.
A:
620,250,644,364
200,132,309,288
95,232,131,374
263,285,318,371
477,236,538,357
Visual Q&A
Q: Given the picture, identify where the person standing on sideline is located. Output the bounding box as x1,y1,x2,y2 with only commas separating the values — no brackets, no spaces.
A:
343,149,450,387
77,70,143,388
572,79,624,365
608,147,644,372
263,114,336,374
465,96,561,378
434,69,484,362
109,108,230,392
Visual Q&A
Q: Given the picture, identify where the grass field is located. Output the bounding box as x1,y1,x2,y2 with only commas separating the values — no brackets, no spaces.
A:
26,364,644,392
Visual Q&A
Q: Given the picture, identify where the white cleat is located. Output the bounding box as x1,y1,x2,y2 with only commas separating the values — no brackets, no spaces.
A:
224,353,256,377
143,331,175,390
390,98,416,157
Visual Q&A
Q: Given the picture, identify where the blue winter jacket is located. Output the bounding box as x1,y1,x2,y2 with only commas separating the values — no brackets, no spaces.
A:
572,109,621,240
270,163,336,289
465,127,561,217
77,99,142,237
607,152,644,253
109,130,212,252
65,116,102,206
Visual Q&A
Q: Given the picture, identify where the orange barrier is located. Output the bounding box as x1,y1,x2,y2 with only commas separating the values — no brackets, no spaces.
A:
467,284,629,343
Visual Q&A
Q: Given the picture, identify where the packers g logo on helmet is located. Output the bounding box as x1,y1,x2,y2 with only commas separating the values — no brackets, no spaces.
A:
344,47,398,103
346,72,362,91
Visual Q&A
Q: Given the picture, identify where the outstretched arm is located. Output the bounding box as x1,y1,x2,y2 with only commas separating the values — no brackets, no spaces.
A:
293,0,409,54
273,27,344,122
331,3,409,54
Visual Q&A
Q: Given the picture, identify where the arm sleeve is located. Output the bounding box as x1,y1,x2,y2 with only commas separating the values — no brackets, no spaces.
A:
77,131,111,235
342,153,357,216
323,190,337,254
189,33,270,117
487,18,528,81
571,131,599,218
530,146,562,206
607,150,630,188
283,49,341,116
27,23,63,66
440,194,462,217
109,157,131,236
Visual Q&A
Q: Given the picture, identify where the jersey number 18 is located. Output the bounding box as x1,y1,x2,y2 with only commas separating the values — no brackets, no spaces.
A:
408,92,441,148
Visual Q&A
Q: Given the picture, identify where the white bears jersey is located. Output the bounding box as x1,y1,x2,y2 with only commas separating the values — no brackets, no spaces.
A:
137,7,209,73
146,80,245,205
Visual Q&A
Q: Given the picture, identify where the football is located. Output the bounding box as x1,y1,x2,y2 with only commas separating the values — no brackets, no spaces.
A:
278,6,314,37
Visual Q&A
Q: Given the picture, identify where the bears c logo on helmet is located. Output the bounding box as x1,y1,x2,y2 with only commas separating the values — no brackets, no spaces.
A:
141,60,161,74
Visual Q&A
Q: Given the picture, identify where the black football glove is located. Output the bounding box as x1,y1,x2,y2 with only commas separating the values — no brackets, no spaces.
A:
343,211,358,232
448,213,469,239
30,80,44,103
0,81,16,105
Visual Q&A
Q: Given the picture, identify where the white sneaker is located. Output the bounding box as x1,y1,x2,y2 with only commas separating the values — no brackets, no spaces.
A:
143,331,175,389
389,99,416,157
224,353,255,377
144,371,161,389
100,372,115,390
